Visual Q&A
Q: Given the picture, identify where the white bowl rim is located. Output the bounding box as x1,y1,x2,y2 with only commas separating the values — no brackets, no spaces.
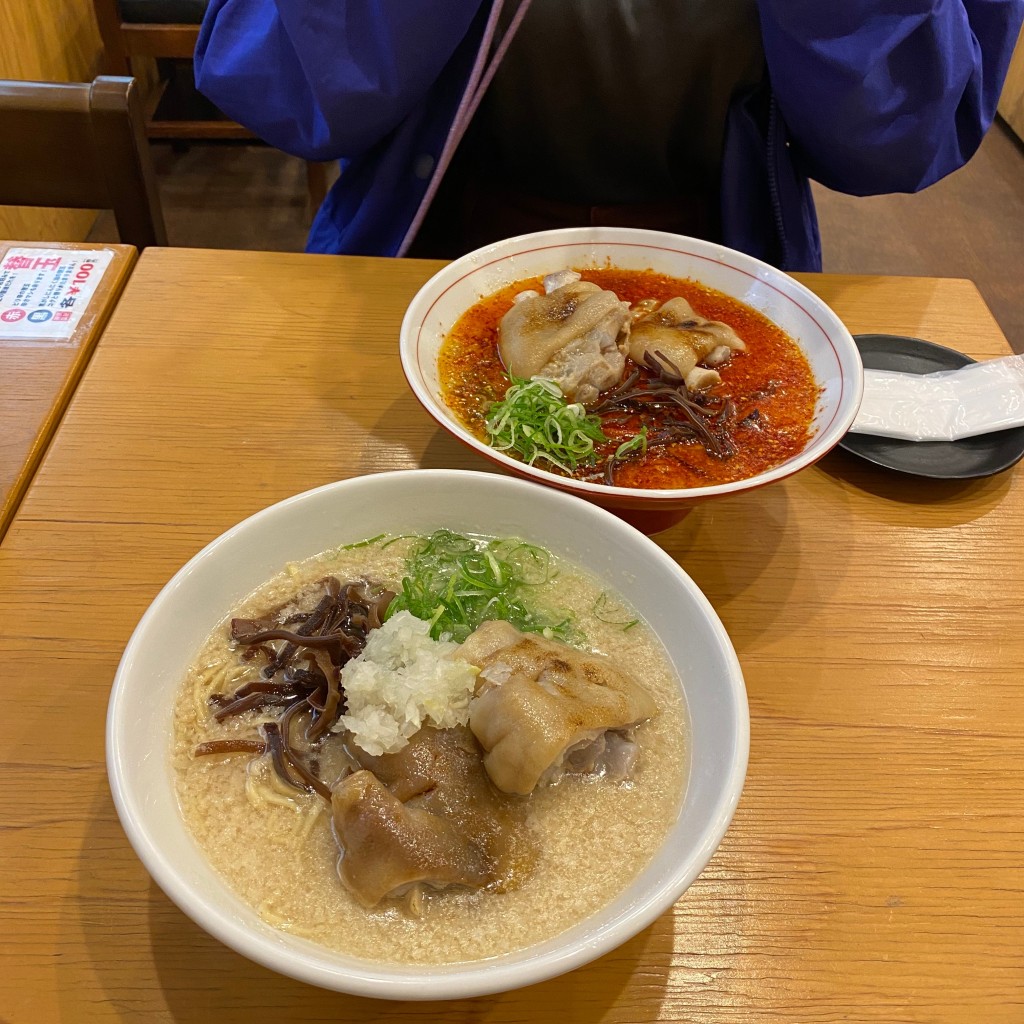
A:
400,227,864,501
106,468,749,1000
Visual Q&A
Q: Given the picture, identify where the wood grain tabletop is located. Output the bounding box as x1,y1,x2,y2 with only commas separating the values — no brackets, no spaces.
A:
0,248,1020,1023
0,241,136,541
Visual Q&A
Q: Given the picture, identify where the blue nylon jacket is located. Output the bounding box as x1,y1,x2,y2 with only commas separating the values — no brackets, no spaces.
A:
195,1,1023,271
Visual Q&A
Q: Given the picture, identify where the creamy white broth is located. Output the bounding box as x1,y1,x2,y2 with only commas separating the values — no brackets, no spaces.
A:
173,535,688,965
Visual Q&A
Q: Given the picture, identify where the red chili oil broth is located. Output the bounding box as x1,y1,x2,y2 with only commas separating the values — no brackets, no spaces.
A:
438,269,821,488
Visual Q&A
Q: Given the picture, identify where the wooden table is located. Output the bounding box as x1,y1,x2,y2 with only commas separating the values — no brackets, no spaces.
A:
0,241,136,541
1,249,1020,1023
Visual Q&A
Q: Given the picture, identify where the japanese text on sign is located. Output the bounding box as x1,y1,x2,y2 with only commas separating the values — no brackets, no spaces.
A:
0,248,115,343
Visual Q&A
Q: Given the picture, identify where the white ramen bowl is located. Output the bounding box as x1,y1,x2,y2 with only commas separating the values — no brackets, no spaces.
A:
107,469,748,999
400,227,863,532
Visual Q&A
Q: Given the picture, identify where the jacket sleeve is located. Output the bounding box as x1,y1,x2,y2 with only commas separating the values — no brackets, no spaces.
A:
757,1,1024,194
194,0,488,161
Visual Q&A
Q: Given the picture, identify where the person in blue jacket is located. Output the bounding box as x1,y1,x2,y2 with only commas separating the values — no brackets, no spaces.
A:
194,1,1024,272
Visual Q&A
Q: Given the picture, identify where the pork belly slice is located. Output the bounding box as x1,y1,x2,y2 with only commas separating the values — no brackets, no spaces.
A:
627,296,746,391
498,279,631,406
458,621,658,795
331,769,493,907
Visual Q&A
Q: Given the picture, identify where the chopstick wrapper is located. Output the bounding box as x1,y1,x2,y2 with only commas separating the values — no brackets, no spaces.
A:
848,354,1024,441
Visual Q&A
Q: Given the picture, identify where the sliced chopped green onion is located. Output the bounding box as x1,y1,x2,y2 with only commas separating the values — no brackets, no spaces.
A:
485,376,650,481
485,377,608,474
593,590,641,630
385,529,578,644
614,426,648,460
490,540,554,587
338,533,387,550
380,534,418,549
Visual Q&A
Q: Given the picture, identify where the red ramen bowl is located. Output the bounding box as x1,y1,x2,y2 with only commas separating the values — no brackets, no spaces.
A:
400,228,863,533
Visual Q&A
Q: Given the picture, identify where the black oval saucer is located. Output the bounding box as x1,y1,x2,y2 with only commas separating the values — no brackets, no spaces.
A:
838,334,1024,480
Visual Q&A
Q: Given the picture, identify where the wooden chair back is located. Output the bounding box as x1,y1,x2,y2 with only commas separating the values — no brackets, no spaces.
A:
92,0,201,72
0,76,167,249
89,0,328,207
91,0,249,140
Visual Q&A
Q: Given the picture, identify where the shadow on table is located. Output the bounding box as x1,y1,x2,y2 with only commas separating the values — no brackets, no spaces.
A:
657,480,847,653
418,426,501,474
818,448,1014,525
68,788,671,1024
357,391,499,474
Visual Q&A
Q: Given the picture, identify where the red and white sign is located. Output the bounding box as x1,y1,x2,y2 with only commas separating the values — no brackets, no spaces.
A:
0,248,115,342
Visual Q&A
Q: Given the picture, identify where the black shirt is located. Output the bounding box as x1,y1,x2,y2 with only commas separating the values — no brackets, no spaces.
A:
473,0,765,205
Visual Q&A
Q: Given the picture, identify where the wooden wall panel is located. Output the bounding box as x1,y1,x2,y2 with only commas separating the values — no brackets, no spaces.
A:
998,22,1024,142
0,0,104,241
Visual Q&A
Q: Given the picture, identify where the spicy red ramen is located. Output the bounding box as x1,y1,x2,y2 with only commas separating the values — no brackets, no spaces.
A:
439,268,821,489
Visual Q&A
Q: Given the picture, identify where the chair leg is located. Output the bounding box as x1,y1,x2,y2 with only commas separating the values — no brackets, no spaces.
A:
305,161,329,211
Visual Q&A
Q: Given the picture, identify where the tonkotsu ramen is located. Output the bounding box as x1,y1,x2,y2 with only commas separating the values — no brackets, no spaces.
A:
173,531,688,965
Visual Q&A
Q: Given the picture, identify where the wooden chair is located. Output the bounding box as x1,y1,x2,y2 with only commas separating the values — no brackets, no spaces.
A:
91,0,329,205
0,76,168,249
